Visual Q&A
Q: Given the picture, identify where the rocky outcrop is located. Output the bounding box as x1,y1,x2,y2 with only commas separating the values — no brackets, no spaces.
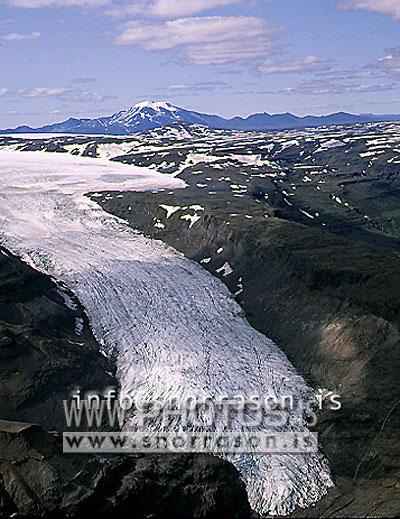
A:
0,419,251,518
0,246,115,431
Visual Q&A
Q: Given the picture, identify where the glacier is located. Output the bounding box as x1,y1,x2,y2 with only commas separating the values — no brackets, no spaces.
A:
0,149,333,516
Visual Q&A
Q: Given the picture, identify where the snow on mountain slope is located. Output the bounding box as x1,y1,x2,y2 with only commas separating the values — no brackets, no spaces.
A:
109,101,183,131
0,150,333,516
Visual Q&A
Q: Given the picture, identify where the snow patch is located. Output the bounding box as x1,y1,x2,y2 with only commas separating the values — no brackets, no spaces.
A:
216,262,233,277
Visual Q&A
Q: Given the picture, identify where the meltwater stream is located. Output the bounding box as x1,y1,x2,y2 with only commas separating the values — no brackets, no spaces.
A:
0,150,332,516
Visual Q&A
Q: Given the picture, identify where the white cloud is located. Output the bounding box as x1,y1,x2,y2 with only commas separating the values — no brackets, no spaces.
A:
338,0,400,20
318,47,400,82
273,80,396,96
67,89,111,102
1,31,41,41
106,0,239,18
71,76,97,84
7,0,108,8
260,46,400,97
258,55,331,75
168,83,190,90
115,16,269,49
0,88,9,97
370,47,400,77
16,87,110,102
149,0,239,17
167,80,229,91
18,87,72,97
114,16,277,64
186,38,274,64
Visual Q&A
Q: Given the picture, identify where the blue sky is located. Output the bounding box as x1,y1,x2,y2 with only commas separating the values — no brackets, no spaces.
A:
0,0,399,126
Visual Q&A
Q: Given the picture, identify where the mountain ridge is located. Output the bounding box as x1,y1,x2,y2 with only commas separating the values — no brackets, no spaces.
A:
2,100,400,135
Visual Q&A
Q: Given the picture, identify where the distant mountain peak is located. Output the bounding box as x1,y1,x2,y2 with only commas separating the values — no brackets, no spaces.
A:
132,101,178,112
108,100,183,130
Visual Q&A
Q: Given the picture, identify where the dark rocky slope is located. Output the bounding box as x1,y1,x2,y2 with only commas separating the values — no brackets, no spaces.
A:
0,247,252,519
0,419,251,519
97,190,400,518
0,420,251,519
0,246,115,430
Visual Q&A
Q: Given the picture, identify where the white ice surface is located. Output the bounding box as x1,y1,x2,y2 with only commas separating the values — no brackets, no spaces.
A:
0,150,332,517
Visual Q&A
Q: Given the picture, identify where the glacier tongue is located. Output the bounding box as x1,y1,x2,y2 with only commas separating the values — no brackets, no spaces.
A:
0,149,333,516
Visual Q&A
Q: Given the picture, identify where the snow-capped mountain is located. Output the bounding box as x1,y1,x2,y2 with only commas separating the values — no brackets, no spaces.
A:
2,100,400,135
0,101,217,136
109,101,198,130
